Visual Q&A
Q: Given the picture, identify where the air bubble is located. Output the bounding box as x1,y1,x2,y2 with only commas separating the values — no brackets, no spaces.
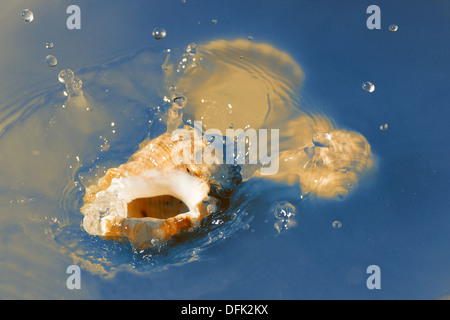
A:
388,24,398,32
152,27,167,40
332,220,342,229
21,9,34,22
362,81,375,93
45,55,57,67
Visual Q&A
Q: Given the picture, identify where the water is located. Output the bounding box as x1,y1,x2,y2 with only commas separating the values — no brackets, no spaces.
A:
1,0,450,300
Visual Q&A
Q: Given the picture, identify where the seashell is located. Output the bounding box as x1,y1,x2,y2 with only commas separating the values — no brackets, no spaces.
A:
81,126,241,250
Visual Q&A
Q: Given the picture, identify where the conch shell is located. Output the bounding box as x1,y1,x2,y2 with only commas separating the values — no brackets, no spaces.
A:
81,126,240,249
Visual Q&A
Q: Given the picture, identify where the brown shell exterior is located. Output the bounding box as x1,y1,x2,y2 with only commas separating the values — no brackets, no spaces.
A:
81,126,219,249
83,126,213,205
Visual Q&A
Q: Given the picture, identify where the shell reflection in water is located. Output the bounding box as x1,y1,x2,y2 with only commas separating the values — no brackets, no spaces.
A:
167,39,375,199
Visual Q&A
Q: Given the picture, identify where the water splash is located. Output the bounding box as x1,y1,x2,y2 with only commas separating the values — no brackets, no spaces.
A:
0,39,375,278
58,69,87,107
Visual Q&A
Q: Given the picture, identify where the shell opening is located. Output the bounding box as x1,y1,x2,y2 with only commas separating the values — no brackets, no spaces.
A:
126,195,190,219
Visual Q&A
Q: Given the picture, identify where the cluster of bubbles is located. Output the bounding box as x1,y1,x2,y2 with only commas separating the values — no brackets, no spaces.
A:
272,201,297,234
361,22,398,130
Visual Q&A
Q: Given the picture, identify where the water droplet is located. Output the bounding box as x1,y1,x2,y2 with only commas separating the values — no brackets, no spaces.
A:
332,220,342,229
380,123,388,131
312,132,331,147
388,24,398,32
362,81,375,93
21,9,34,22
45,42,54,49
171,93,187,109
45,55,57,67
273,201,296,220
152,27,167,40
58,69,74,83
